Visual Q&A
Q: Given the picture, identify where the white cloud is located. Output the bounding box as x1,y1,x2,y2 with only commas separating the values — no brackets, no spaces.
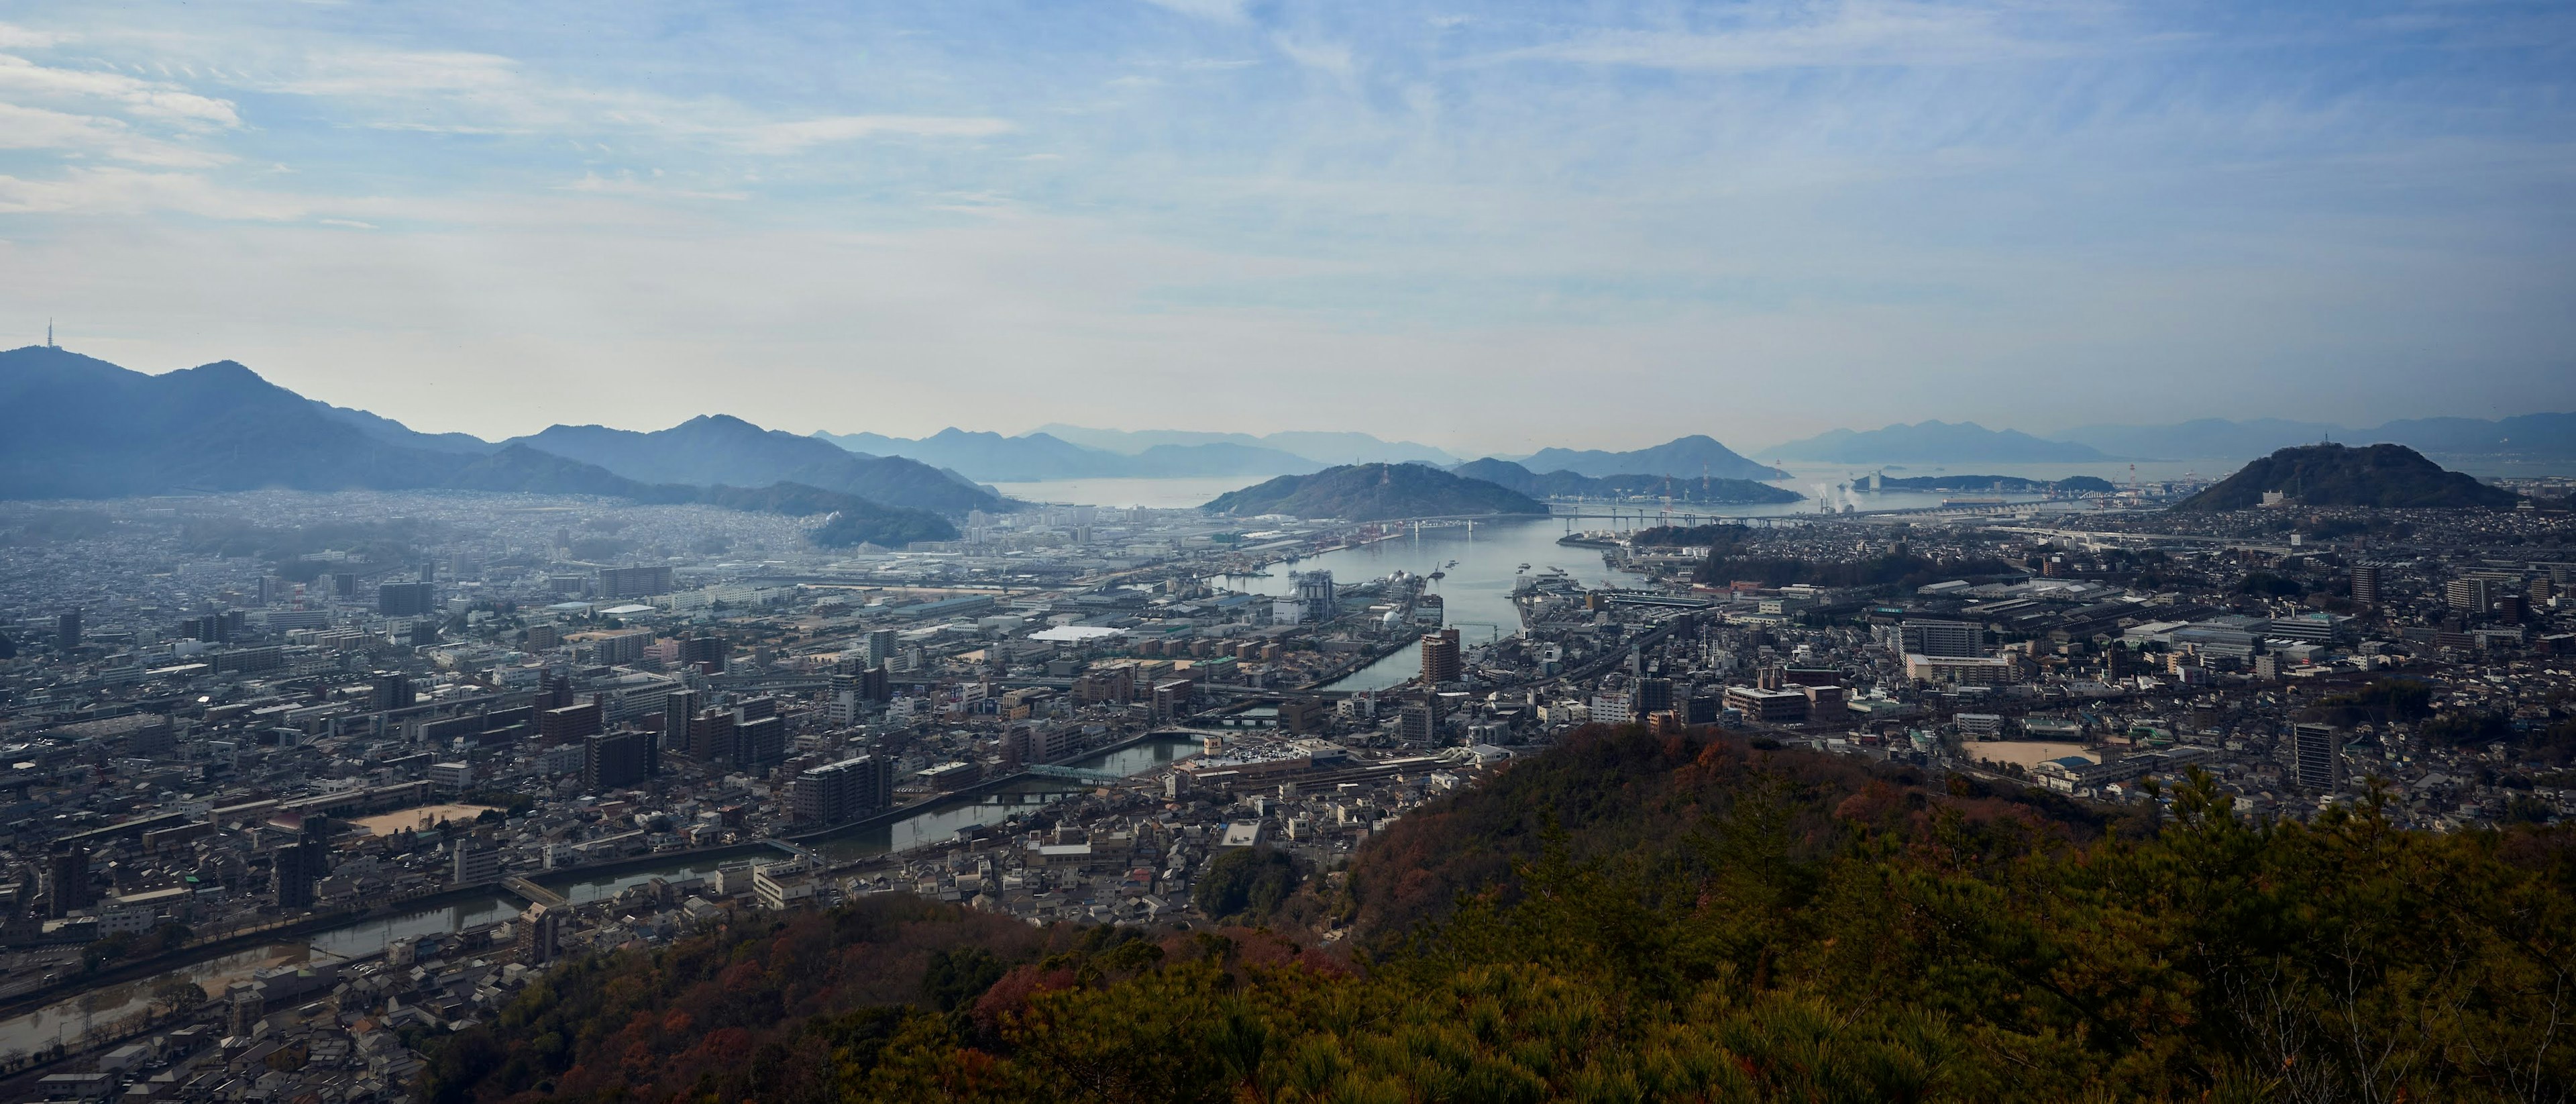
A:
1494,1,2080,71
739,114,1015,154
266,50,520,97
0,166,304,219
0,52,238,126
1139,0,1247,23
1271,36,1355,79
559,172,749,201
0,22,69,49
0,101,225,166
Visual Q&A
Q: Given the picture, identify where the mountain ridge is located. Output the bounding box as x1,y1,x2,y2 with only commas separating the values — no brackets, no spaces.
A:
0,347,964,544
1764,420,2112,464
2169,443,2522,511
509,415,1005,515
1516,435,1786,481
1203,463,1548,521
1450,457,1802,505
813,428,1319,482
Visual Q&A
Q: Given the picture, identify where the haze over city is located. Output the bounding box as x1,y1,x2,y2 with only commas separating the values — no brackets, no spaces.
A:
4,0,2573,452
4,5,2576,1101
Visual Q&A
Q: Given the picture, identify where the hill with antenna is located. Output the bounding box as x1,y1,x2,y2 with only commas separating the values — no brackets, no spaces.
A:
1451,458,1801,505
2169,444,2521,511
1203,463,1548,520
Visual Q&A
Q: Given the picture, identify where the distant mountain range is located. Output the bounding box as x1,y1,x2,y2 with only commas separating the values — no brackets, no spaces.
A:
1203,463,1548,521
1034,425,1460,467
812,428,1318,483
1765,421,2112,464
0,346,964,545
2171,444,2522,511
2055,415,2576,462
1450,458,1802,505
1513,436,1787,481
510,417,1002,515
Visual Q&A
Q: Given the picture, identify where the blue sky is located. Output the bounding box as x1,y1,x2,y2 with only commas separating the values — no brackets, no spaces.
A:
1,0,2570,454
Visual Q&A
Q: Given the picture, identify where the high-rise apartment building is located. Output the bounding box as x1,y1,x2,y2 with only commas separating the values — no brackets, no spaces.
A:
661,689,700,767
1896,619,1985,658
583,730,649,790
274,837,327,910
861,629,898,669
2349,564,2381,607
2291,722,2344,792
378,581,436,617
2447,578,2492,613
790,756,895,826
597,565,674,599
47,847,92,917
1420,628,1462,685
539,701,604,744
681,636,727,673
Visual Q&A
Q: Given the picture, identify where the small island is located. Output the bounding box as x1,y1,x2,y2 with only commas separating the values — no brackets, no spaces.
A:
1451,458,1804,505
1203,462,1551,520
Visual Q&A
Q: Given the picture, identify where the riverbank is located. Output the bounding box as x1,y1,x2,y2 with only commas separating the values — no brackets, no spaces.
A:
0,883,521,1023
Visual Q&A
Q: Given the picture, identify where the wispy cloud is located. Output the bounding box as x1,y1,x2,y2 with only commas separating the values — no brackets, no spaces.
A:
0,166,303,219
1493,1,2087,71
1271,36,1356,79
0,101,227,166
0,21,68,50
560,172,749,201
0,52,238,126
1138,0,1248,23
739,114,1015,154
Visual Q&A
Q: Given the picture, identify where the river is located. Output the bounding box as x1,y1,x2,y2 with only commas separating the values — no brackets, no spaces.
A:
0,891,523,1058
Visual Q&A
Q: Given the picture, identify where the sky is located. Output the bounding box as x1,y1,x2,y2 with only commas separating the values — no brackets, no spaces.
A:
0,1,2571,456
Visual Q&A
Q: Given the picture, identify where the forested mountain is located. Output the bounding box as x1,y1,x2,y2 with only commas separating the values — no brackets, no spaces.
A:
2171,443,2522,511
1201,463,1548,520
1764,420,2110,463
0,347,955,544
309,399,499,454
1451,458,1802,504
415,725,2576,1104
511,415,1006,514
0,347,472,499
1517,434,1786,480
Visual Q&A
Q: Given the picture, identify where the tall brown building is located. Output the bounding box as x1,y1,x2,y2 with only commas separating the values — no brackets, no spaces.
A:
1419,629,1462,686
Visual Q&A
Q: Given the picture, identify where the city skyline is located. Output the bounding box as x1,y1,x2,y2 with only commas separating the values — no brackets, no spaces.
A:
3,1,2573,452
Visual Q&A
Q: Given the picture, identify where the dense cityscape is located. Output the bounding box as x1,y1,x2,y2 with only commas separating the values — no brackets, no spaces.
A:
6,0,2575,1097
0,437,2569,1098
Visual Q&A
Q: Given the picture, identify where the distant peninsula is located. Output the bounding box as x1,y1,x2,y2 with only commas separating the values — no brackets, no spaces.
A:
1864,473,2115,494
2170,444,2520,511
1452,458,1802,505
1203,463,1549,521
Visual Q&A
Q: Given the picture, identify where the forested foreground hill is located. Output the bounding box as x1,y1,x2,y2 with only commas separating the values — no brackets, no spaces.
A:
420,727,2576,1103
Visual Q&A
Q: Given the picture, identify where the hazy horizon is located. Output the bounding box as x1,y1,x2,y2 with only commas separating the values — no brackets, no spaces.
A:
3,1,2572,454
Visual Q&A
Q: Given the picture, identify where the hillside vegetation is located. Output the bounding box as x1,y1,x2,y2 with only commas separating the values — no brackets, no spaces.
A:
418,725,2576,1103
1203,462,1548,520
2172,443,2520,511
1452,458,1801,505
